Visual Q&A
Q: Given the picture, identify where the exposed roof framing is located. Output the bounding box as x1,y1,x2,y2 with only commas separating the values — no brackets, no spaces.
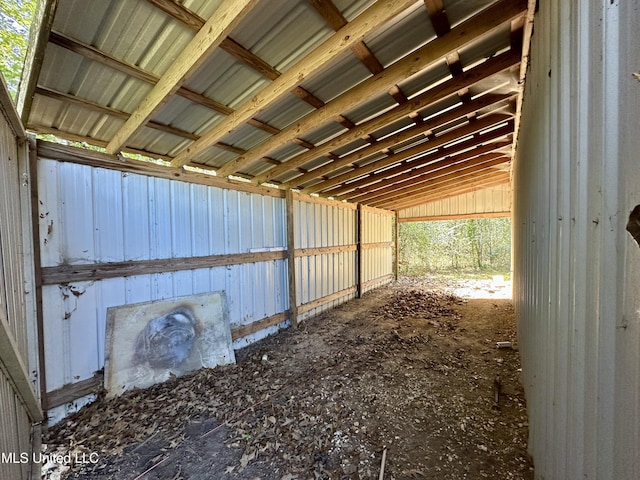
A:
20,0,532,211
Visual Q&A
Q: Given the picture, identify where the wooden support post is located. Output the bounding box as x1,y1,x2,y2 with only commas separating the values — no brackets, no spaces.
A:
394,212,400,280
28,137,48,412
285,190,298,327
357,204,364,298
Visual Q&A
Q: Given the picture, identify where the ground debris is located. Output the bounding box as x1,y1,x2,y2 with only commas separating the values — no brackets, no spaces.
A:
44,277,532,480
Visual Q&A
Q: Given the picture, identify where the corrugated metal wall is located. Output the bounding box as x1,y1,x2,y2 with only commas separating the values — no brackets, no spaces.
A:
0,79,41,479
293,195,358,321
37,158,290,421
360,205,394,294
398,184,511,222
36,157,395,421
513,1,640,478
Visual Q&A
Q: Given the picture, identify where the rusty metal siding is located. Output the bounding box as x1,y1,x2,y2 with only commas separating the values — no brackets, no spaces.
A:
513,1,640,478
398,184,511,221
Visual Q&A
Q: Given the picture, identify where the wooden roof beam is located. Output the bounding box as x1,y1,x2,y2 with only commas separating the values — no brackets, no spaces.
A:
105,0,259,154
48,31,234,116
303,114,512,194
145,0,326,110
330,137,512,200
381,173,511,211
246,0,526,183
370,165,510,208
343,152,509,204
292,90,514,191
169,0,417,169
308,0,384,75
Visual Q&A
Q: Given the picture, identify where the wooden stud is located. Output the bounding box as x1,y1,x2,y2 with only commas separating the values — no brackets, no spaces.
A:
357,204,364,298
285,190,298,327
234,0,526,182
106,0,259,154
394,212,400,280
174,0,419,170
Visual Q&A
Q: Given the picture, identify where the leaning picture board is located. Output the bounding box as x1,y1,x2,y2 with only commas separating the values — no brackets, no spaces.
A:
104,291,235,397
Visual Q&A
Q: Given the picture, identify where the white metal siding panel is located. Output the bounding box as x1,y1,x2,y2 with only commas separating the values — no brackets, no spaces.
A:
361,208,393,293
37,159,288,400
398,184,511,220
513,1,640,479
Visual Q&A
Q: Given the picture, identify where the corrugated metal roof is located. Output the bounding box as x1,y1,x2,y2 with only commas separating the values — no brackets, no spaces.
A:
20,0,530,210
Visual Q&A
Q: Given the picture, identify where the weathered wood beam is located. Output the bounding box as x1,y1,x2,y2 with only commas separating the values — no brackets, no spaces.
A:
106,0,259,154
48,30,234,116
41,251,287,284
285,190,298,327
398,211,510,222
36,140,285,198
375,169,510,210
295,92,513,191
174,0,418,170
308,0,384,74
35,86,199,140
345,152,509,204
273,81,515,188
306,114,512,193
226,0,526,182
384,174,511,211
334,139,512,201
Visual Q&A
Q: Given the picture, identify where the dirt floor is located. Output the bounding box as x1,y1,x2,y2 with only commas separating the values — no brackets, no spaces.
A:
42,277,533,480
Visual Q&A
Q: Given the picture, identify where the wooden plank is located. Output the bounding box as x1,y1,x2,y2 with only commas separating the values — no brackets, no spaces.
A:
0,75,25,139
295,244,357,257
174,0,418,170
144,0,204,31
106,0,259,154
48,31,234,116
17,0,58,123
291,191,357,209
312,114,513,194
46,373,102,409
296,93,513,192
330,136,513,199
37,140,285,198
360,205,396,216
399,211,511,222
394,212,399,280
362,241,394,250
231,312,288,341
362,273,394,291
366,160,510,207
357,204,363,298
239,0,527,182
297,286,357,314
346,151,510,204
34,86,199,140
28,138,47,412
41,250,287,285
277,85,513,188
0,311,42,421
285,190,298,327
379,172,511,210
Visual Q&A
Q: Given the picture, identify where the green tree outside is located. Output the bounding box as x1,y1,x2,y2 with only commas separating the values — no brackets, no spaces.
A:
398,217,511,276
0,0,36,98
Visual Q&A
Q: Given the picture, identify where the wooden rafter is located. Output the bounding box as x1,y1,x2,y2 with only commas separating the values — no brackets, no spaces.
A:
382,173,511,211
373,167,510,209
330,138,513,200
304,114,513,194
48,31,233,116
308,0,384,75
345,153,510,204
105,0,259,154
237,0,526,183
170,0,418,170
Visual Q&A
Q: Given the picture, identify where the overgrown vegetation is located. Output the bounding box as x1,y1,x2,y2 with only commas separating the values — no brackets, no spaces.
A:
0,0,36,97
398,218,511,276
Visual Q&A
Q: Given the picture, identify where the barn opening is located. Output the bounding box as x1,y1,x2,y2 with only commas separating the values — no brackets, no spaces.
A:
1,0,638,479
